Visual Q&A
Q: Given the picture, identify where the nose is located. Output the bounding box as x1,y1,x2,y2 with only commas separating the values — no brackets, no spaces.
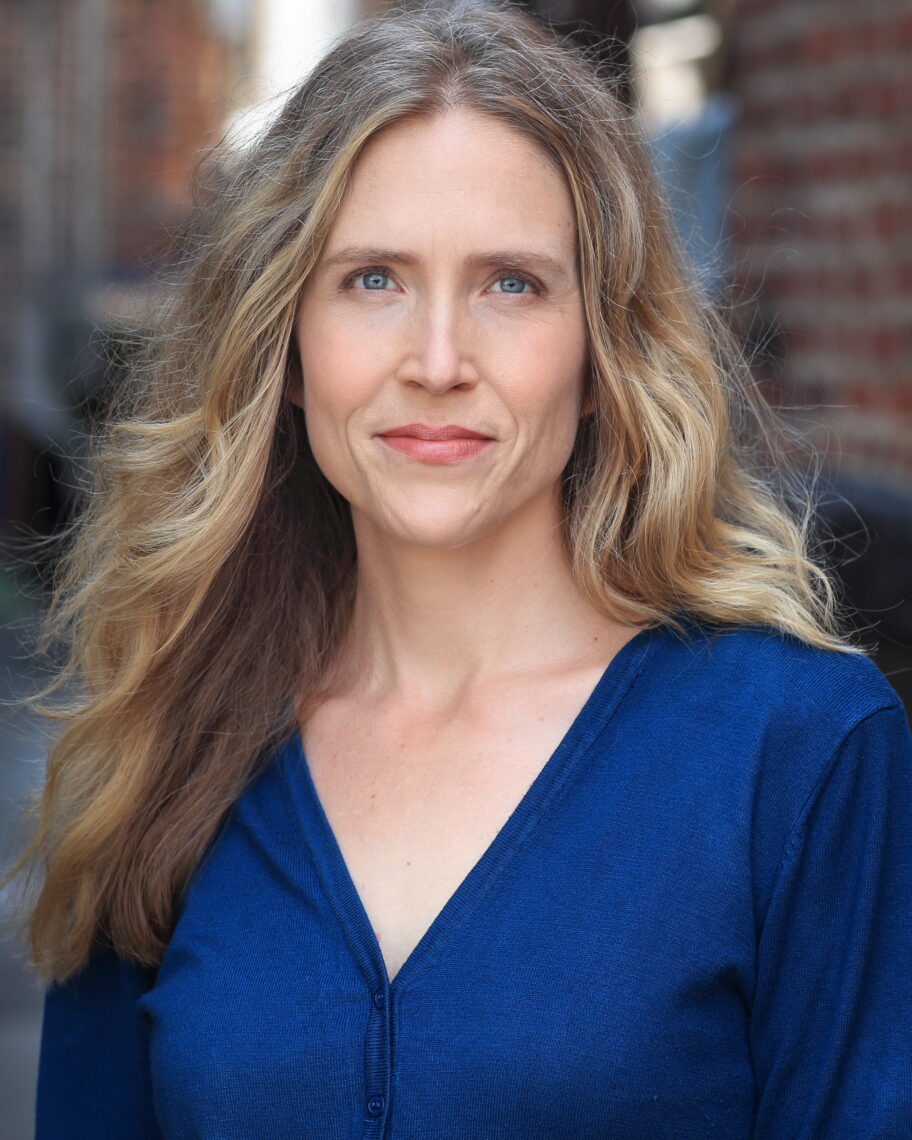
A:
396,292,479,394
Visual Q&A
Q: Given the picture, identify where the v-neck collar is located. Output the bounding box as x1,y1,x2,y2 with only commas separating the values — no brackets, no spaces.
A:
278,624,662,995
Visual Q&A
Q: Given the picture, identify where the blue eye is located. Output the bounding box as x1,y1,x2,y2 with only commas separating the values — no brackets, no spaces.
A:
493,275,534,295
342,267,541,297
350,269,391,291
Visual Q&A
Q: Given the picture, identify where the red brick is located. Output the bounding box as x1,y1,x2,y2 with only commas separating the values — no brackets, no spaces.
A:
803,27,838,64
870,329,906,360
892,388,912,415
890,12,912,51
871,203,909,240
849,384,873,408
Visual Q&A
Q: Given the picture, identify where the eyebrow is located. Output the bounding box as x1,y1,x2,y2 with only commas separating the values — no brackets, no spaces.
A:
318,245,572,283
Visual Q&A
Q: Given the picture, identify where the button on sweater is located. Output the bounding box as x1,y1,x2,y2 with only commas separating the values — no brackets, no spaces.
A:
34,621,912,1138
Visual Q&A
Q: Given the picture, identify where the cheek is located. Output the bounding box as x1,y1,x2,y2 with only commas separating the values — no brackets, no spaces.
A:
502,340,587,464
298,327,376,421
511,342,587,420
501,375,584,482
295,323,381,498
504,313,587,396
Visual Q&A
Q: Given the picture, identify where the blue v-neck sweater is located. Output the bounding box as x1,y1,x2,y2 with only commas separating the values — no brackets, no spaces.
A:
34,622,912,1138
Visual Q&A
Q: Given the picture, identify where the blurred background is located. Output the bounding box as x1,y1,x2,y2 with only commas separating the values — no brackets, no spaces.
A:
1,0,910,1134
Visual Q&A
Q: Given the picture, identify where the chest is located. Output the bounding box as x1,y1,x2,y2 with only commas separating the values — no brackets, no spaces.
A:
143,625,763,1138
298,667,611,983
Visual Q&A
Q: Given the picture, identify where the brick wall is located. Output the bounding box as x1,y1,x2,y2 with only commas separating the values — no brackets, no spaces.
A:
107,0,238,272
727,0,912,493
1,0,249,551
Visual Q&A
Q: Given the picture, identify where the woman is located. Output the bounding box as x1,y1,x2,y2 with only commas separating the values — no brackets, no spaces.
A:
8,2,911,1137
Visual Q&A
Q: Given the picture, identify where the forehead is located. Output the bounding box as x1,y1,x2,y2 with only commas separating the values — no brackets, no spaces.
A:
327,108,577,257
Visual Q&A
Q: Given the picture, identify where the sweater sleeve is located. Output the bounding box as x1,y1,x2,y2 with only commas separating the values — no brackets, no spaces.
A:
34,944,163,1139
750,701,912,1138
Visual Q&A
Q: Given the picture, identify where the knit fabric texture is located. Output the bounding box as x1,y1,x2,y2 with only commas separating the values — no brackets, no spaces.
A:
34,621,912,1138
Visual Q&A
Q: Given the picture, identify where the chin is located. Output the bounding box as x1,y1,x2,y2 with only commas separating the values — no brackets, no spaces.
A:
375,510,499,550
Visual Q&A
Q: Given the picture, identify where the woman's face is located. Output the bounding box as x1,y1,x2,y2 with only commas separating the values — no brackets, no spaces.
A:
292,107,590,549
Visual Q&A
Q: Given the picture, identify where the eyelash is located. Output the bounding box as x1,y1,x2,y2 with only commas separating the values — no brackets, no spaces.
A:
341,266,543,298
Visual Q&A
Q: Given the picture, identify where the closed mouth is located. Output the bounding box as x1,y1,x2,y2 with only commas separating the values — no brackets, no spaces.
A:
378,423,493,441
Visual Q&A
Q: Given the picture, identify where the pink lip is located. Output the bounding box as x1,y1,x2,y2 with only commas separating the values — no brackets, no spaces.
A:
378,436,493,464
379,423,492,440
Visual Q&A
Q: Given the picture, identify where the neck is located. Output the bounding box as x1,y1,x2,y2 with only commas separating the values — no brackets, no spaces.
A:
326,488,631,708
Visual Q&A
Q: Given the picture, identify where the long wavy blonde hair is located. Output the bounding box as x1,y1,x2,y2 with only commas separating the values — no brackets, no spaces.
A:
3,0,863,986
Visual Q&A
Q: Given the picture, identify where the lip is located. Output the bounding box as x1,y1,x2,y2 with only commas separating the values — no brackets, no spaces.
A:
378,423,493,440
377,434,494,465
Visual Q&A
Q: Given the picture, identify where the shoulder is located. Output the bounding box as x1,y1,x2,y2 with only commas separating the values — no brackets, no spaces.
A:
652,618,903,740
636,618,907,834
42,944,157,1018
36,946,161,1138
636,621,911,921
